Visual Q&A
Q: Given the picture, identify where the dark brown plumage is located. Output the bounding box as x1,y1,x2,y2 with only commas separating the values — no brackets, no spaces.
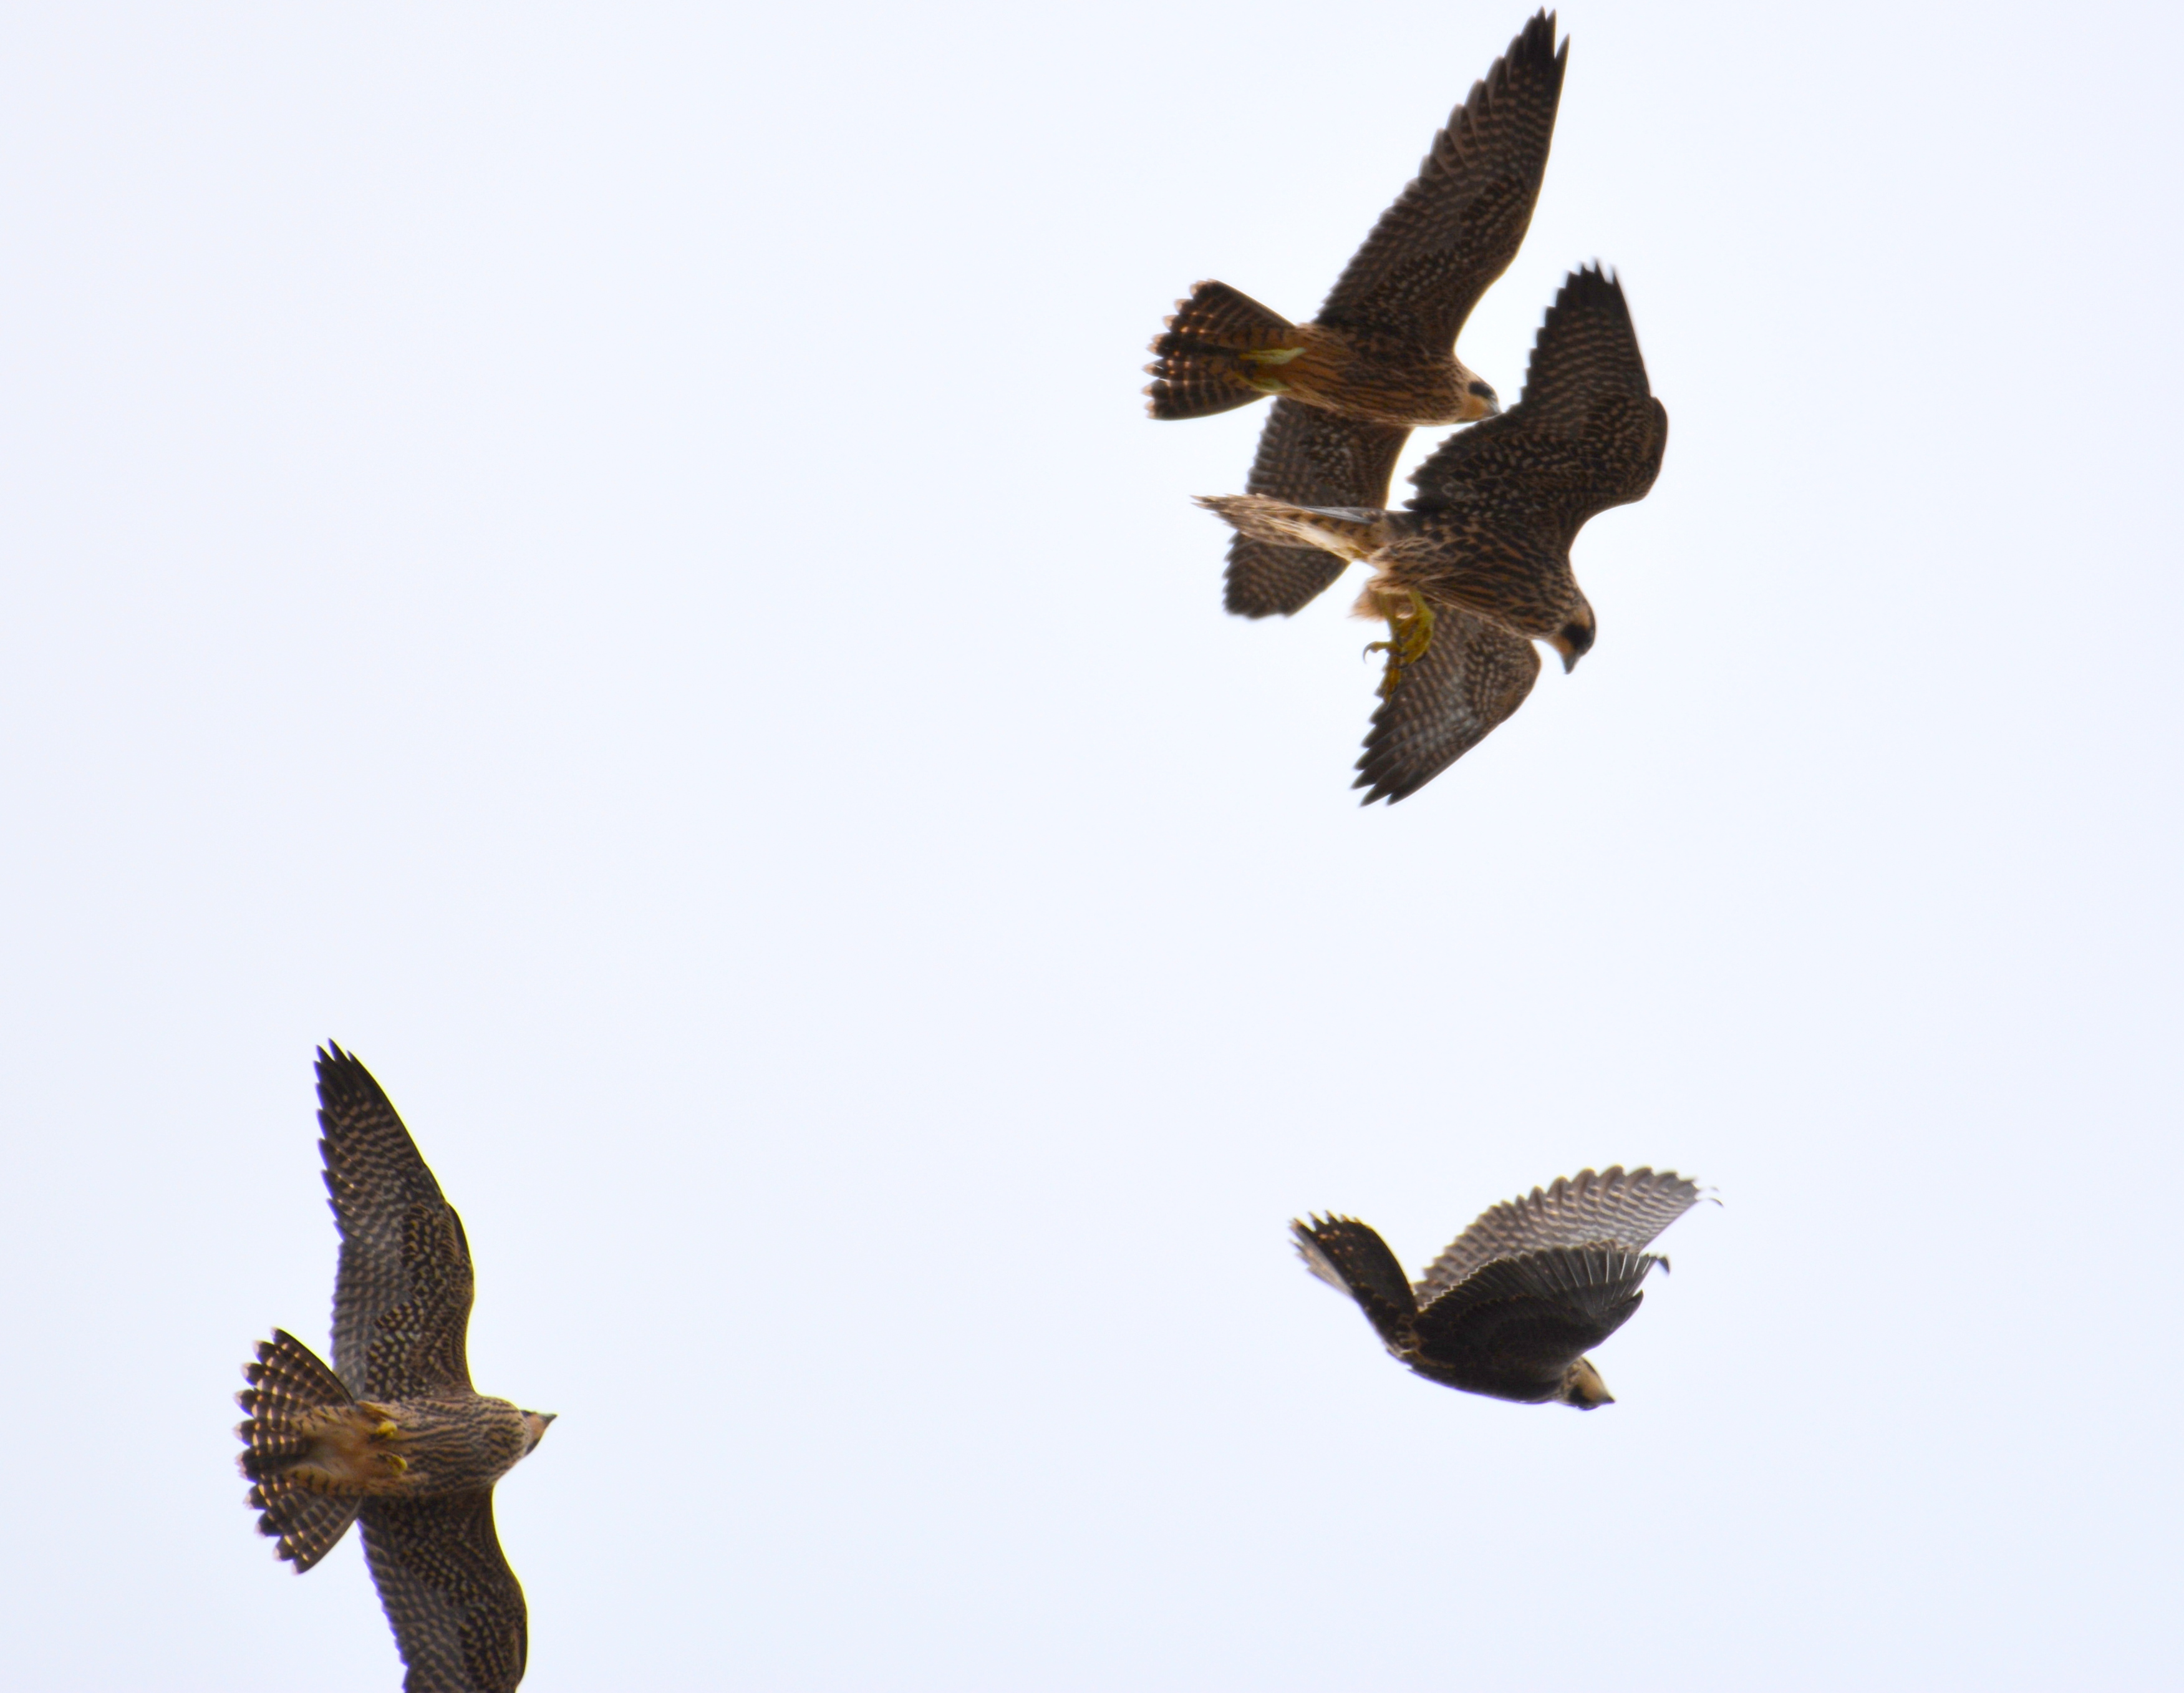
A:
1200,263,1667,801
1222,406,1409,619
236,1046,552,1693
1145,11,1568,618
1293,1167,1706,1408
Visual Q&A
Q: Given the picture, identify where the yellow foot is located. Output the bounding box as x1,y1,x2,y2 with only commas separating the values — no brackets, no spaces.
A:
1239,344,1302,395
1365,593,1436,697
382,1452,408,1475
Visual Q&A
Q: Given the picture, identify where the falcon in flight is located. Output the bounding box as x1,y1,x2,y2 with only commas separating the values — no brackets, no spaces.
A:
236,1046,553,1693
1146,11,1567,618
1293,1167,1706,1408
1200,263,1667,802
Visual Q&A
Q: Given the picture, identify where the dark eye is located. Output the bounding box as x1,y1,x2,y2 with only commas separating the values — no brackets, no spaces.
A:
1467,381,1495,398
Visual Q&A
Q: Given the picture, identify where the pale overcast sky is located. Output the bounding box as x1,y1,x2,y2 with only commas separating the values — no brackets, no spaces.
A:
1,2,2178,1688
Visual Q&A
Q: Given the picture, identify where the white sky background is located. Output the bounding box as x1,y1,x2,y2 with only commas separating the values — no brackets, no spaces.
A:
0,1,2178,1687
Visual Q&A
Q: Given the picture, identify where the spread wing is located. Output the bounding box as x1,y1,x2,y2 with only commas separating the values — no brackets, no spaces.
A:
1411,1245,1656,1390
1317,11,1567,349
1416,1167,1702,1302
360,1495,528,1693
1353,606,1540,803
364,1201,478,1399
1292,1215,1418,1349
1411,265,1667,523
1225,402,1408,616
318,1045,471,1397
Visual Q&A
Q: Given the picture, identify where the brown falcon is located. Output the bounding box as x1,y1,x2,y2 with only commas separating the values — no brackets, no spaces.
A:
236,1045,553,1693
1146,11,1567,618
1199,263,1667,802
1293,1167,1706,1408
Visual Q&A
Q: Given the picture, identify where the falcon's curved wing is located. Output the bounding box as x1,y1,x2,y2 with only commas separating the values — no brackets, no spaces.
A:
1411,265,1667,518
1416,1167,1701,1302
1227,402,1408,616
317,1045,470,1397
1292,1215,1418,1348
1317,11,1567,349
1411,1245,1656,1389
360,1495,528,1693
1354,606,1540,803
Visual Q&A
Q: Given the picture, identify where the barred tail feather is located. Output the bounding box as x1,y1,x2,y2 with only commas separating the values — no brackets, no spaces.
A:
236,1329,362,1571
1146,281,1298,419
1194,494,1389,560
249,1486,363,1574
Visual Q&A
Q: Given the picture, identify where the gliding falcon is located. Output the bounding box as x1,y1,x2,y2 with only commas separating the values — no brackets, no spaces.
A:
1293,1166,1706,1408
236,1045,553,1693
1200,263,1666,802
1146,11,1567,618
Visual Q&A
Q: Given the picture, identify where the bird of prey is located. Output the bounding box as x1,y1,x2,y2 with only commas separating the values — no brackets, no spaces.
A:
236,1046,553,1693
1293,1166,1706,1408
1146,11,1568,619
1199,263,1666,802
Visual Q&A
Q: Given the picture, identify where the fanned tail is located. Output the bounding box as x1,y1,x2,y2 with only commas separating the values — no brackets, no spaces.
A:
1146,281,1299,419
1291,1215,1419,1349
236,1329,362,1571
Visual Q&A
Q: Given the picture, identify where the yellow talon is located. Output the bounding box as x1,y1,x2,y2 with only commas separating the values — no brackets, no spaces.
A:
1366,591,1436,696
374,1419,399,1439
383,1453,407,1475
1239,344,1303,394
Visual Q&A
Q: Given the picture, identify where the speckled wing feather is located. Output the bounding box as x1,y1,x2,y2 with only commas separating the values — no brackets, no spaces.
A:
1316,11,1567,349
1411,1244,1656,1384
1416,1167,1701,1301
1292,1215,1418,1347
1411,264,1666,520
1226,401,1409,617
1354,607,1540,803
317,1045,467,1397
360,1494,527,1693
364,1200,478,1400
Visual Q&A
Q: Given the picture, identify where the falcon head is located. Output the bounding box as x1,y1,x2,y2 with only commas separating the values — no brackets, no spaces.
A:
1456,367,1502,422
520,1410,557,1454
1557,1357,1615,1409
1549,602,1597,672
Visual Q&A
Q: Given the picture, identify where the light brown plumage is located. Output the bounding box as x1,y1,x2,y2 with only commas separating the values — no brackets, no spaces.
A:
1145,12,1568,618
236,1045,553,1693
1200,263,1668,801
1416,1165,1706,1299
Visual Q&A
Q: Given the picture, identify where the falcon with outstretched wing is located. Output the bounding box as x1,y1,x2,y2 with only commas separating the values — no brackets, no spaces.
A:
236,1046,554,1693
1293,1167,1707,1407
1200,263,1666,800
1145,12,1568,618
